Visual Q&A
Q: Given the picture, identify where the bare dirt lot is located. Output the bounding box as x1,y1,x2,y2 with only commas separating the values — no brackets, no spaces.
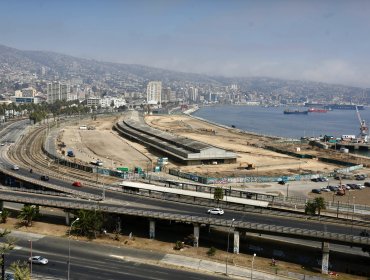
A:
145,114,340,177
57,116,154,171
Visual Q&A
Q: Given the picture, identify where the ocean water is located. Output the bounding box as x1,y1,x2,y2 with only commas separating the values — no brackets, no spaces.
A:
192,105,370,139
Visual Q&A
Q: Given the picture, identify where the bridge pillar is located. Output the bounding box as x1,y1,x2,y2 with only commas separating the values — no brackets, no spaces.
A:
65,212,70,225
321,242,330,274
149,219,155,239
233,230,240,254
193,223,200,247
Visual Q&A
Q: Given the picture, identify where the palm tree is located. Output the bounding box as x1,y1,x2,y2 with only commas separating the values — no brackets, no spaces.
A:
17,205,39,227
214,187,224,207
313,197,326,216
10,261,30,280
1,209,10,223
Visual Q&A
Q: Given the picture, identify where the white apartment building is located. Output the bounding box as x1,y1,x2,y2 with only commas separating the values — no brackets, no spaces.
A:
146,81,162,104
100,97,127,108
188,87,198,102
47,82,70,103
86,97,101,108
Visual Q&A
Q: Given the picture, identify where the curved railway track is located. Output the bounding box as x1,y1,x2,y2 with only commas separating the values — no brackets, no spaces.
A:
8,123,120,187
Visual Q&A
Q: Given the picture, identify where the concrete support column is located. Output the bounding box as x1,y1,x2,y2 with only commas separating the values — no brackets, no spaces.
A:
193,223,200,247
0,201,3,211
321,242,330,274
116,216,121,233
233,230,240,254
149,219,155,239
65,212,70,226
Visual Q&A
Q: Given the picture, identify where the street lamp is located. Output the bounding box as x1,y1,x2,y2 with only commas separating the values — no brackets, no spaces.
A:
251,253,257,280
68,218,80,280
286,183,289,198
225,218,235,276
29,240,32,278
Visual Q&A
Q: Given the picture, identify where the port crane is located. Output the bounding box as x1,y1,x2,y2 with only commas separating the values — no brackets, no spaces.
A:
356,105,368,143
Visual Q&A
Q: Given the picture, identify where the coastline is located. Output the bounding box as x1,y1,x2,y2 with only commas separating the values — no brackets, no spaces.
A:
184,104,284,141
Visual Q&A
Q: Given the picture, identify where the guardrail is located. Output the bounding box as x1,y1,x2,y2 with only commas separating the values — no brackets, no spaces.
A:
0,191,369,247
0,168,101,201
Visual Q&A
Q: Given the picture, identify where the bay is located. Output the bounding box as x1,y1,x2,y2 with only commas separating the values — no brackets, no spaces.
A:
192,105,370,156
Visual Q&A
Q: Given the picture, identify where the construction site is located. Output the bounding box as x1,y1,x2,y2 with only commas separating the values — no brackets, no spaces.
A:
53,110,370,184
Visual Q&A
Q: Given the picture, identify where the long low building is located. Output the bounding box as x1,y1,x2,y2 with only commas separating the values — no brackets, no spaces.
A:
115,111,237,165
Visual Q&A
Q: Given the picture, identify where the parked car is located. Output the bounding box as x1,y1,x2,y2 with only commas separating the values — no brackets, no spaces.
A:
311,189,321,194
364,182,370,187
72,181,82,187
207,208,224,215
40,175,49,181
28,256,48,265
278,180,286,185
11,165,19,170
355,174,366,180
355,184,365,190
318,177,328,182
311,178,319,182
328,185,339,192
320,187,330,192
346,183,357,189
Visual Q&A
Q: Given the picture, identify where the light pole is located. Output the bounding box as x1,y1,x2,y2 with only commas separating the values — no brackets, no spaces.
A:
68,218,80,280
225,218,235,276
251,253,257,280
29,240,32,278
286,183,289,198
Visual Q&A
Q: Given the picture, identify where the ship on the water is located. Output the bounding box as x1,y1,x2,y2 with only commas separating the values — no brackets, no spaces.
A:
304,103,364,110
308,108,328,113
284,109,308,115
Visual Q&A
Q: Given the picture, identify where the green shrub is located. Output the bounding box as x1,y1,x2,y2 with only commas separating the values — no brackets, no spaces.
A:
174,241,184,250
207,246,216,256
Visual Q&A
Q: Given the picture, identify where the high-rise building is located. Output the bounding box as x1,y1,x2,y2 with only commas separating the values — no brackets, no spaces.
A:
47,82,70,103
146,81,162,104
162,87,173,102
188,87,198,102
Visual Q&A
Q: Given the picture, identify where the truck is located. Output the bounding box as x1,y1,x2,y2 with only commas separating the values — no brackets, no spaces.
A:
90,160,103,166
67,150,75,157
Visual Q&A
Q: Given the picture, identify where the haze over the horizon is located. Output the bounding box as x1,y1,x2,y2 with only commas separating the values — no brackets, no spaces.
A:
1,0,370,87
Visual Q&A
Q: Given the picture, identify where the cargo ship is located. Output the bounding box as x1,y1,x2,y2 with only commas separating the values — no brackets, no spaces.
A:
284,109,308,115
308,108,328,113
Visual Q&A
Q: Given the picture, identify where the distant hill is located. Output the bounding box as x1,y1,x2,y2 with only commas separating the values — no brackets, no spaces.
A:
0,44,367,101
0,44,220,84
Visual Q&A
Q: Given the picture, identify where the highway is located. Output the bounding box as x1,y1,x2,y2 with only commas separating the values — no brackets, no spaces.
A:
0,120,369,243
4,232,226,280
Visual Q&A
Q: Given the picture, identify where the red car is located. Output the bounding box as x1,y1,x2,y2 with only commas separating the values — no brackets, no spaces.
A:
72,181,82,187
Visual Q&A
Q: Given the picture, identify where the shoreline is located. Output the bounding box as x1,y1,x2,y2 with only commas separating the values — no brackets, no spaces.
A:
184,105,285,141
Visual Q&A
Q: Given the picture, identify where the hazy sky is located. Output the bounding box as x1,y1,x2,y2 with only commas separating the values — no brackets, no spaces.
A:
1,0,370,87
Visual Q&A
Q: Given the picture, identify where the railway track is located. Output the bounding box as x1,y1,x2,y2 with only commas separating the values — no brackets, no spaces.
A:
8,123,120,188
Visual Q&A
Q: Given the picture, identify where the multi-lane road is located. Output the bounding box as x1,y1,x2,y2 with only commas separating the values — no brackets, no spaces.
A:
4,232,226,280
0,121,369,240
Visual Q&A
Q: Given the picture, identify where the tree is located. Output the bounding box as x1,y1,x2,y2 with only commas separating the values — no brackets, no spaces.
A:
313,197,326,216
304,201,316,215
17,205,40,227
72,209,103,239
214,187,224,206
1,229,16,278
0,209,9,223
10,261,30,280
305,198,326,216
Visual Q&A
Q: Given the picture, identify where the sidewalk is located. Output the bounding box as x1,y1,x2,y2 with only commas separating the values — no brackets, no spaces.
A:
160,254,327,280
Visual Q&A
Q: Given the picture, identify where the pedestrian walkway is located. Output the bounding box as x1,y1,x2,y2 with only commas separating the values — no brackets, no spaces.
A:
160,254,328,280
